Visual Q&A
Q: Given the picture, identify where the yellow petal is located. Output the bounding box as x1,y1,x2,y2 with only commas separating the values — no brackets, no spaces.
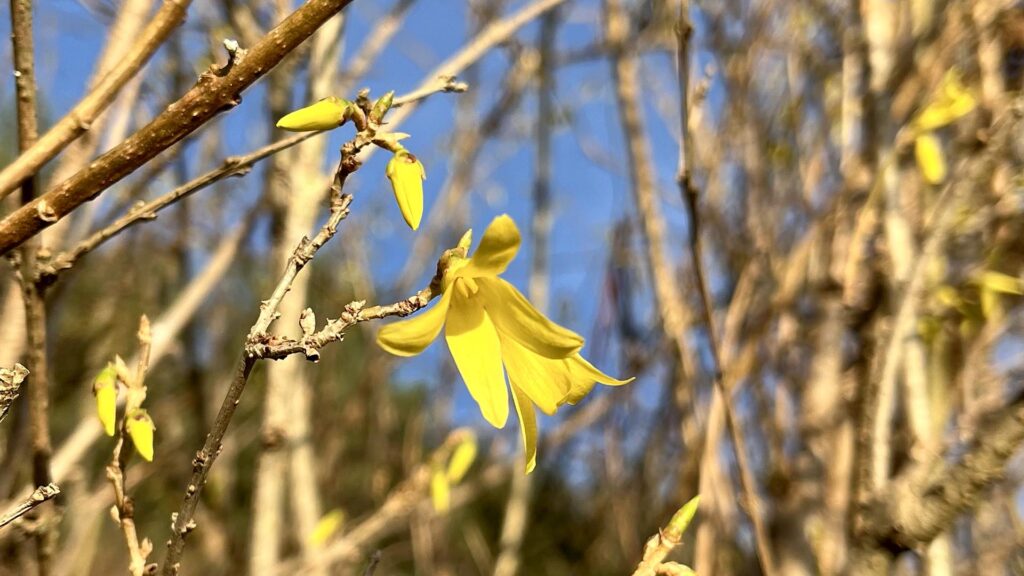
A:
511,384,538,474
126,409,155,462
479,278,583,358
562,355,634,405
377,291,452,357
386,150,425,230
464,214,520,277
277,97,350,131
499,334,570,415
914,133,947,184
445,293,509,428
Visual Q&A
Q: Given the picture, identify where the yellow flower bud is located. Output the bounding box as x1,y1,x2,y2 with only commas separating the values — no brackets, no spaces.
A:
276,97,351,132
385,150,426,230
126,409,155,462
93,363,118,437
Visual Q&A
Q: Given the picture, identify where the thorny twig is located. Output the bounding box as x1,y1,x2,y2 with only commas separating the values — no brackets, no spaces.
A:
160,99,453,574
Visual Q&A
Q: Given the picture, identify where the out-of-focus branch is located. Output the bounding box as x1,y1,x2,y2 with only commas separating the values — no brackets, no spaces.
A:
284,398,616,574
0,0,191,200
0,483,59,531
852,388,1024,572
665,1,777,573
0,0,357,256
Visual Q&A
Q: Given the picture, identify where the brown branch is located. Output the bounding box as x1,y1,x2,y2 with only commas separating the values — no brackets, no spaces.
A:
10,2,58,572
0,0,357,256
0,483,59,531
669,1,778,574
40,80,465,282
0,0,191,200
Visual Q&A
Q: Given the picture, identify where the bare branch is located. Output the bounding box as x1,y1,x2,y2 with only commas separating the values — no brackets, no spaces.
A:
0,0,357,256
0,0,191,200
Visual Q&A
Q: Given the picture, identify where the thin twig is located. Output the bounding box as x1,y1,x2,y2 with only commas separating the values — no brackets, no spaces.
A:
0,0,192,200
108,316,155,576
0,483,59,530
670,2,778,574
160,119,447,573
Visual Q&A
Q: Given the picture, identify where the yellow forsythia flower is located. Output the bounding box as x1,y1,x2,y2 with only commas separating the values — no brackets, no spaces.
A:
913,70,976,132
377,215,633,473
93,363,118,437
126,409,155,462
914,133,947,184
276,97,351,131
385,149,426,230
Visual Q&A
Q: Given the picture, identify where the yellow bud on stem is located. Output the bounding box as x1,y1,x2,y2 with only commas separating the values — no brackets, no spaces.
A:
385,150,426,230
